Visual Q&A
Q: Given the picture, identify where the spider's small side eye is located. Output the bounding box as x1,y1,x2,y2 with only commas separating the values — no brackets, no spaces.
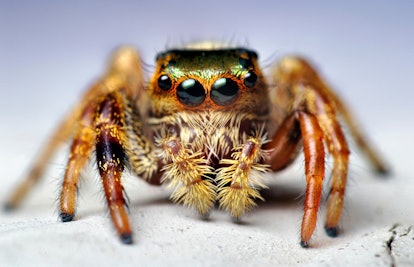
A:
158,75,172,91
243,71,258,88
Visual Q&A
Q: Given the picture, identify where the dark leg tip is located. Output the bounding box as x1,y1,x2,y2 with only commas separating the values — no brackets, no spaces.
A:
325,226,339,237
3,203,16,212
120,233,133,245
60,212,74,222
300,240,310,248
376,166,391,177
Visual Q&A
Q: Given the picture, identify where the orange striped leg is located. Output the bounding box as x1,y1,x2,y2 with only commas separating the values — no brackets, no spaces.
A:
264,113,302,171
59,104,96,222
4,112,78,210
323,84,388,174
324,147,349,237
264,111,325,247
308,91,350,237
95,92,132,244
297,111,325,248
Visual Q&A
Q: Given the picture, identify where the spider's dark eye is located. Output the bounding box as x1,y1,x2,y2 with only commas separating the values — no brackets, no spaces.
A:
243,71,258,88
158,75,172,91
176,79,206,107
211,78,240,106
239,58,253,69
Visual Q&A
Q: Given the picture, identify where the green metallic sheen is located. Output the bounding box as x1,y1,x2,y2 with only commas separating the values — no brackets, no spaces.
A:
156,48,258,81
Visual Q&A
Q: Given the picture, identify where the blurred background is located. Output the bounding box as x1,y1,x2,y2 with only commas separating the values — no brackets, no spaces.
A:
0,0,413,265
1,0,413,189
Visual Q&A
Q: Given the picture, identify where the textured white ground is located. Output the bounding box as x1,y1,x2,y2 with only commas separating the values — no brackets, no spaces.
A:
1,128,413,266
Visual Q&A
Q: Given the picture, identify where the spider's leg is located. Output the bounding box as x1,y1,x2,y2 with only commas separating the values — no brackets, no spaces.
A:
59,103,96,222
264,111,325,248
267,56,357,247
60,47,151,226
329,91,389,174
307,90,350,238
296,112,326,247
5,47,146,210
264,113,302,171
90,48,160,244
95,91,133,244
4,106,79,210
274,56,389,174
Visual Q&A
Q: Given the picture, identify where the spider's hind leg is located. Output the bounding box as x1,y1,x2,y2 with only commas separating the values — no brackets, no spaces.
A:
265,56,359,247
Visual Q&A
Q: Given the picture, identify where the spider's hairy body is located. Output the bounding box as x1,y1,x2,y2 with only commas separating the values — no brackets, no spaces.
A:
151,110,269,217
144,48,272,217
5,42,389,247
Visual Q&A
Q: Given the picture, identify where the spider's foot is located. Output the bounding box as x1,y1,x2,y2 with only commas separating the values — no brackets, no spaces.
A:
325,226,339,237
120,232,133,245
376,165,391,176
300,240,310,248
60,212,74,222
3,202,16,211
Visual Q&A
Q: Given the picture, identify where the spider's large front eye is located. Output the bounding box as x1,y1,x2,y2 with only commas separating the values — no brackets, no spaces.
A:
158,75,172,91
243,71,258,88
176,79,206,107
211,78,240,106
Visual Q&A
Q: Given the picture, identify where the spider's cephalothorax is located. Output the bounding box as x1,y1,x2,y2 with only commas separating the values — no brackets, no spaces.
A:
147,49,271,218
5,44,389,247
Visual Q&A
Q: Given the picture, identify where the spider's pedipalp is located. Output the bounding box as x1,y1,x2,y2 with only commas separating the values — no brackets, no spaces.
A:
217,137,268,219
159,136,217,216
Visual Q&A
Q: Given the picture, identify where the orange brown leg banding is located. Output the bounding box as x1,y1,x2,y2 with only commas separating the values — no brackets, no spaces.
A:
96,92,132,244
60,104,96,222
309,91,350,238
297,111,325,248
264,113,302,171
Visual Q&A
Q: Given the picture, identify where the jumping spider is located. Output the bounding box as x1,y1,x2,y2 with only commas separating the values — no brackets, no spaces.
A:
5,42,388,247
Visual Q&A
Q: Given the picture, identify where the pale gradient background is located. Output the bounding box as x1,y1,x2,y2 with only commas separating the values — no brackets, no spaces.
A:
1,1,413,266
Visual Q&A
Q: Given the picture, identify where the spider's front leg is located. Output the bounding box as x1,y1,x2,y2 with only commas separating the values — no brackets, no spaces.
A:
64,90,158,244
94,92,134,243
87,53,160,244
265,111,326,248
265,56,388,247
11,47,160,244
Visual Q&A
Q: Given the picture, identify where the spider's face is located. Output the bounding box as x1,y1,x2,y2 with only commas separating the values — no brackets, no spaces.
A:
149,48,269,116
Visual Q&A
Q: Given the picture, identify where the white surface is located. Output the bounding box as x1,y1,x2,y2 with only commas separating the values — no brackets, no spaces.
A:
1,1,414,266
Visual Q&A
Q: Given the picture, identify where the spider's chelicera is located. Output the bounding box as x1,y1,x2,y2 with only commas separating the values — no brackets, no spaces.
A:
5,43,389,247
